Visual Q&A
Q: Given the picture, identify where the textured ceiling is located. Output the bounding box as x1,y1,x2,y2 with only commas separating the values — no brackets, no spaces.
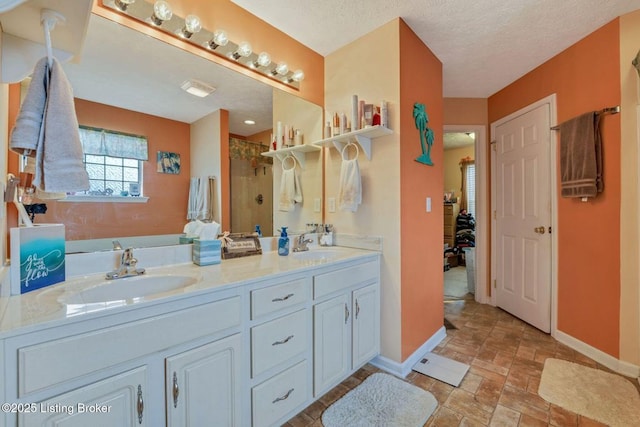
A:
231,0,640,97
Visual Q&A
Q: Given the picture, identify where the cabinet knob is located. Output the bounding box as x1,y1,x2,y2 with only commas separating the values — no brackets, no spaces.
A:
272,293,294,302
345,303,350,324
355,300,360,319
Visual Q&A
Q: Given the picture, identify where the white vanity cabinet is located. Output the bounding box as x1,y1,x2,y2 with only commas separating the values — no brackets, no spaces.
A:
165,334,242,427
248,276,313,427
2,292,243,427
312,261,381,398
19,366,148,426
0,249,381,427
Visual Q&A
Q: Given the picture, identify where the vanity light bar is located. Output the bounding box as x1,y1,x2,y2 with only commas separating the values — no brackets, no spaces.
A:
104,0,303,89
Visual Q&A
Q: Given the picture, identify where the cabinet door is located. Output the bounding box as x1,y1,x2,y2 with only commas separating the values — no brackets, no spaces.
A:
313,293,350,397
19,366,147,427
166,334,241,427
352,284,380,368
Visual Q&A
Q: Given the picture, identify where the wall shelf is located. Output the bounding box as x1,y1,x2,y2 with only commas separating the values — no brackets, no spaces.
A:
312,125,392,160
261,144,320,168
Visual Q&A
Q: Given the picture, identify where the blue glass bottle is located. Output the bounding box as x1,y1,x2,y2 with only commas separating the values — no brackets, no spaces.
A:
255,224,262,237
278,227,289,256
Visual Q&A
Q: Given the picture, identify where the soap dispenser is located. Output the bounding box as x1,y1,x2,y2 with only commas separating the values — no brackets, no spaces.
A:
278,227,289,256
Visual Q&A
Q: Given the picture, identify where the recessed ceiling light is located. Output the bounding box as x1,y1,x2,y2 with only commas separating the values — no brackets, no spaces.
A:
244,120,256,125
180,79,216,98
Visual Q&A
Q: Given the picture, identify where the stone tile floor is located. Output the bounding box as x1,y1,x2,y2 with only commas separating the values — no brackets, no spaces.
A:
283,295,640,426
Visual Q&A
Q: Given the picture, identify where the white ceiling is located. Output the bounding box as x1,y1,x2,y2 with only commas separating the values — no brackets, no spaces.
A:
231,0,640,97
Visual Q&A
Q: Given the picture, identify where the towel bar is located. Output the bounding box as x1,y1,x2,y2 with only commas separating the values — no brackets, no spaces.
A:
551,106,620,130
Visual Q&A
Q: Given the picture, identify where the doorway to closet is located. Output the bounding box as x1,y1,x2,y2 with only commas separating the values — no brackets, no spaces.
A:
442,125,488,307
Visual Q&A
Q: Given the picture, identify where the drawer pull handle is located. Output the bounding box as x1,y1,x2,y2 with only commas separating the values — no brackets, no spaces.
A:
272,388,294,404
172,372,179,408
345,303,350,324
137,384,144,424
356,299,360,319
272,335,294,346
272,293,294,302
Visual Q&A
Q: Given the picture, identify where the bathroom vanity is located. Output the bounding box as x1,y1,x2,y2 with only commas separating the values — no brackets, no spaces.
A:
0,246,380,427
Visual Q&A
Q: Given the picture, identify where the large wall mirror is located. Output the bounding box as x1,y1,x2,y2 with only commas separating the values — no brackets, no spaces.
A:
10,13,323,252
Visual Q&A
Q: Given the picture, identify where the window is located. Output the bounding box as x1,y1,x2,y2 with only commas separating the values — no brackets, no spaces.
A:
76,126,148,198
460,159,475,217
83,154,141,196
465,163,476,217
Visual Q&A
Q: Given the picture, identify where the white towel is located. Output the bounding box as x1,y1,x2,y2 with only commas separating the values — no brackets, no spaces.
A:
187,176,213,221
278,166,302,212
338,156,362,212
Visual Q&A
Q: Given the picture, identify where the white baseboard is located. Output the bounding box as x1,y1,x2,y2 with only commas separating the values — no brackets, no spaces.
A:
370,326,447,378
554,330,640,379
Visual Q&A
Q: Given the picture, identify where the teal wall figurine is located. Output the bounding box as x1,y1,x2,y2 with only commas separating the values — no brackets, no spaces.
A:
413,103,434,166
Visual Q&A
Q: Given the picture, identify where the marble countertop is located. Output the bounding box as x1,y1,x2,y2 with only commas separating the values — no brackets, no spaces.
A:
0,246,379,338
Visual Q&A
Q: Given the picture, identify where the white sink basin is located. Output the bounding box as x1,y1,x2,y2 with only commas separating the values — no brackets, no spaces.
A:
292,249,342,262
60,274,197,304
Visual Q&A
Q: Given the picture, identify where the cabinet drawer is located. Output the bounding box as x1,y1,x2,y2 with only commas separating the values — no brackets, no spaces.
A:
314,261,378,299
252,360,308,427
17,297,241,397
251,309,308,378
251,278,309,320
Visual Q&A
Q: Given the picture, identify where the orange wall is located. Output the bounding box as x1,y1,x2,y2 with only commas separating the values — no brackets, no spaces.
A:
399,21,444,360
489,20,621,357
94,0,324,108
36,99,191,240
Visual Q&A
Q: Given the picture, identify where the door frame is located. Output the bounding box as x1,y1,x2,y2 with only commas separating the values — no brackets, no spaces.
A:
490,94,559,335
443,124,488,304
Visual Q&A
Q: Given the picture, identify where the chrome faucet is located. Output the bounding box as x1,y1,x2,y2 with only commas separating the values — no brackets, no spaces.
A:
106,247,146,280
293,233,314,252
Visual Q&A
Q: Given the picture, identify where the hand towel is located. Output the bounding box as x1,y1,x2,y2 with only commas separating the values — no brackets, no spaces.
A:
559,112,603,198
187,176,213,221
278,166,302,212
338,155,362,212
9,57,49,156
35,58,90,193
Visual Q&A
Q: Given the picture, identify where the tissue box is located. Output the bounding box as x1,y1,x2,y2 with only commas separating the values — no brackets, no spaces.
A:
192,239,221,266
10,224,65,295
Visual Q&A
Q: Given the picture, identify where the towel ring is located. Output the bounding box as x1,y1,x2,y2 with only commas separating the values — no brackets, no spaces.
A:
341,142,360,161
282,154,297,171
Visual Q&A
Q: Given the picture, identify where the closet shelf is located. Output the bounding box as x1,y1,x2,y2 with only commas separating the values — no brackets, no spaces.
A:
312,125,392,160
261,144,320,169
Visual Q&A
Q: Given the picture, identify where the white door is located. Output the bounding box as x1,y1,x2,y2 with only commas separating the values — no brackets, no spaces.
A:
20,366,147,427
166,334,241,427
495,103,552,332
313,293,350,397
352,284,380,368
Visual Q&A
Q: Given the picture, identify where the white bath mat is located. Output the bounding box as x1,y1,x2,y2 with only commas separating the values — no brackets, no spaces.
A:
412,352,470,387
538,358,640,427
322,372,437,427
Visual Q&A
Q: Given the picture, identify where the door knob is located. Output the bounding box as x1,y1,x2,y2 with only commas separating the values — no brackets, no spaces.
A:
534,226,546,234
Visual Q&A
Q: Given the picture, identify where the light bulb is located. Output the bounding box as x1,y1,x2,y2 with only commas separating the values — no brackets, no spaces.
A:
114,0,135,11
290,69,305,82
207,30,229,50
232,41,252,60
183,14,201,35
150,0,172,25
254,52,271,68
272,62,288,76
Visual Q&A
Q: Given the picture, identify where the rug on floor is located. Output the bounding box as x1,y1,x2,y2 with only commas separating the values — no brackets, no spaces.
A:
538,358,640,427
322,372,437,427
